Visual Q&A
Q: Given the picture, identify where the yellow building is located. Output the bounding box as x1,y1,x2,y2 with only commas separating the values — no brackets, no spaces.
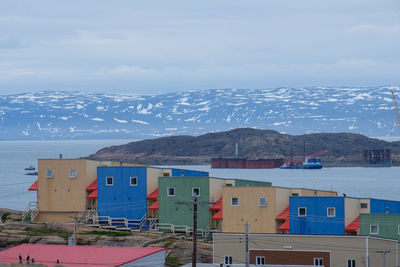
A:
221,186,337,233
28,158,142,222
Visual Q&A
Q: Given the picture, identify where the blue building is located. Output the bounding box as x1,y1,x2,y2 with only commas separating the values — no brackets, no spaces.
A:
96,166,208,221
289,196,400,235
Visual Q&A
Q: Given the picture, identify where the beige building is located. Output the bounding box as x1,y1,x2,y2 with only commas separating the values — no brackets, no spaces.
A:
214,233,399,267
29,158,142,222
221,186,337,233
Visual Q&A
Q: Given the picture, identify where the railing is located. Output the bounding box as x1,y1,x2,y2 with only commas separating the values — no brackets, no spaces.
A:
78,209,97,223
147,218,158,230
21,202,38,221
139,214,147,230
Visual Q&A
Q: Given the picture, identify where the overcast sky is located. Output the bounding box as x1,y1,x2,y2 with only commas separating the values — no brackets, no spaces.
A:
0,0,399,95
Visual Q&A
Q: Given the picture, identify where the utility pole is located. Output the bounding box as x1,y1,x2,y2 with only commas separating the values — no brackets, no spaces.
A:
376,249,390,267
69,213,78,245
176,197,215,267
245,222,249,267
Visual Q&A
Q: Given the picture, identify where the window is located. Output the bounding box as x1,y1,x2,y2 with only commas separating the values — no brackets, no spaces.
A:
292,193,299,196
347,259,356,267
130,177,138,186
298,207,306,217
231,197,239,206
256,256,265,265
162,172,170,177
327,207,335,217
181,171,184,176
69,169,77,178
106,176,113,186
224,256,232,265
314,258,323,266
370,224,379,234
192,187,200,197
259,197,267,207
398,225,400,235
360,203,368,209
225,183,233,187
167,187,175,196
46,169,53,178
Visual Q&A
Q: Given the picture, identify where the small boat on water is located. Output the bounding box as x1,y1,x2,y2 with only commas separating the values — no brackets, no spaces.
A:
24,165,35,171
302,157,323,169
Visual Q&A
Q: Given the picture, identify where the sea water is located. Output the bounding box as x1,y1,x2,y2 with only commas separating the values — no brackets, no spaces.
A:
0,140,399,210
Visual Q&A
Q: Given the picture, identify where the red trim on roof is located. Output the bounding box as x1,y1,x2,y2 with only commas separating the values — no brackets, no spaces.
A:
147,188,158,200
212,210,222,220
209,197,222,211
276,206,289,221
86,180,97,191
28,180,38,191
0,244,165,267
345,216,360,232
278,219,290,231
87,190,97,199
149,200,159,210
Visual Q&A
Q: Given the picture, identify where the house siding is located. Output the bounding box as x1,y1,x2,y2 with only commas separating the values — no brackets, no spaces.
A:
360,213,400,242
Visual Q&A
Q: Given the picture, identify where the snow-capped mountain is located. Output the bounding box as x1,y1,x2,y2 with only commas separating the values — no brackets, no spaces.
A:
1,86,399,140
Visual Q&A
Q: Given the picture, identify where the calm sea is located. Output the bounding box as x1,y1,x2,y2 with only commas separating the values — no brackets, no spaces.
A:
0,140,399,210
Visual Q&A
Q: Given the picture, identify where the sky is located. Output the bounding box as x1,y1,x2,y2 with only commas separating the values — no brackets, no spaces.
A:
0,0,399,95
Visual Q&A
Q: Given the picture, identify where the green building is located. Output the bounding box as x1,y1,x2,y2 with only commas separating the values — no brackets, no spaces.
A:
360,214,400,242
158,176,271,233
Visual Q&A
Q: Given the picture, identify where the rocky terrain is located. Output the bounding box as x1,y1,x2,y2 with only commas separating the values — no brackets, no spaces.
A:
0,209,212,266
89,128,400,166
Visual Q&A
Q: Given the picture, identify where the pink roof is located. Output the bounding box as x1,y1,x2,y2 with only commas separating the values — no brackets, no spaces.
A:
276,206,289,221
28,180,38,191
147,188,158,200
345,216,360,232
87,189,97,199
209,197,222,211
278,219,290,231
148,200,159,210
0,244,164,267
86,180,97,191
212,210,222,220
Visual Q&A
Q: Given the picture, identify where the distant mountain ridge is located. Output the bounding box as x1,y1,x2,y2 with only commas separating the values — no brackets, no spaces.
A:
88,128,400,166
1,86,400,140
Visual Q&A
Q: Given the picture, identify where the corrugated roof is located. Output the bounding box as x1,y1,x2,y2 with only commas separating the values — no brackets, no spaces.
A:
0,244,164,267
28,180,38,191
212,210,222,220
87,190,97,199
209,197,222,211
278,219,290,231
147,188,158,200
345,216,360,232
86,180,97,191
149,200,159,210
275,206,289,221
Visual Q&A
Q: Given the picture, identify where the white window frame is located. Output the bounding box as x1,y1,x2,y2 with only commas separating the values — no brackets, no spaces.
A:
231,197,239,206
224,256,232,264
360,203,368,209
46,169,54,178
398,224,400,235
347,259,356,267
69,169,77,178
105,176,114,186
313,257,323,266
327,207,335,217
298,207,307,217
192,187,200,197
256,256,265,265
370,224,379,235
130,176,138,186
167,187,175,197
258,197,267,207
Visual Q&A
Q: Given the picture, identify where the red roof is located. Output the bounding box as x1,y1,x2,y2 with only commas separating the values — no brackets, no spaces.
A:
0,244,165,267
147,188,158,200
276,206,289,221
86,180,97,191
212,210,222,220
209,197,222,211
87,190,97,199
278,219,290,231
345,216,360,232
28,180,38,191
148,200,159,210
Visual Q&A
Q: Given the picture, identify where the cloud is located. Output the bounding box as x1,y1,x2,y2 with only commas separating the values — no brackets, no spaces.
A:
94,65,156,77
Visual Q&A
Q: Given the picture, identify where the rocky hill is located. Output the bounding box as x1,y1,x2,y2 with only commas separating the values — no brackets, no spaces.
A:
88,128,400,166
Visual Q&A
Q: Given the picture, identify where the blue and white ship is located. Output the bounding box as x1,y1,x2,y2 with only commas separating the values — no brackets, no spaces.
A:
302,157,323,169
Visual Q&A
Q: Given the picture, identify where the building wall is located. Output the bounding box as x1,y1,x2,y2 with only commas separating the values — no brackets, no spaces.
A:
234,179,272,187
146,168,169,195
360,214,400,242
209,178,226,202
344,198,362,227
171,169,209,177
249,250,330,267
97,166,147,220
370,199,400,213
289,196,345,235
158,176,211,229
213,233,398,267
37,159,100,222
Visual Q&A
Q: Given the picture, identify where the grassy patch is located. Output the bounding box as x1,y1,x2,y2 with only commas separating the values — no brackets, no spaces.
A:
81,230,132,237
24,226,71,240
165,257,182,266
163,239,175,248
1,213,10,222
